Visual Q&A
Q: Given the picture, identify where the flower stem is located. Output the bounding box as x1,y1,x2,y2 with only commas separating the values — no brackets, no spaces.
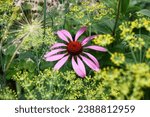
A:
5,34,28,72
139,29,142,62
140,48,142,62
43,0,47,38
0,6,19,87
16,82,21,99
112,0,121,36
130,47,137,63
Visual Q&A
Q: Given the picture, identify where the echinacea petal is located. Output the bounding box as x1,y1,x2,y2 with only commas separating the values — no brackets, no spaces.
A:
75,27,87,41
77,57,86,76
44,49,66,58
80,55,99,71
46,53,66,62
60,30,73,41
50,43,67,49
81,35,96,46
72,57,86,78
85,45,107,52
83,52,100,68
57,31,69,43
54,55,69,70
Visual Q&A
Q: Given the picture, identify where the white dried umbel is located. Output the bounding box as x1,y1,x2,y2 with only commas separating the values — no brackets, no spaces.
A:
29,0,60,13
14,0,60,10
14,0,61,17
79,0,101,2
14,0,25,6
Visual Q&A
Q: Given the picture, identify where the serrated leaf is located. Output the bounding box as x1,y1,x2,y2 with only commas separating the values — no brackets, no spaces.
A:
137,9,150,17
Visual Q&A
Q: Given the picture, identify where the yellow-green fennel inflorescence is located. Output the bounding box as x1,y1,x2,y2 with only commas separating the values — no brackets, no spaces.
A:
67,0,113,26
110,52,125,66
119,18,150,50
93,34,114,46
6,64,149,100
0,87,18,100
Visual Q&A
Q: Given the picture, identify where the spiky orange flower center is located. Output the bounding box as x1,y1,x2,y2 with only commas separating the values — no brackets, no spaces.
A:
67,41,82,55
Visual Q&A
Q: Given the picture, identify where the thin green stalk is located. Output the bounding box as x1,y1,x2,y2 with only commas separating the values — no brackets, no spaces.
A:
89,25,92,36
62,15,66,29
112,0,121,36
16,82,21,99
87,12,91,36
43,0,47,38
35,49,40,73
0,7,19,87
139,29,142,62
50,15,54,28
20,6,30,25
0,38,6,87
140,48,142,62
130,47,137,63
5,34,28,72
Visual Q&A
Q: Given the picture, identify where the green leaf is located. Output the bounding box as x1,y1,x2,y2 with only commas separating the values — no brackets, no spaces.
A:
137,9,150,17
120,0,130,15
24,58,36,72
93,18,115,34
4,45,16,55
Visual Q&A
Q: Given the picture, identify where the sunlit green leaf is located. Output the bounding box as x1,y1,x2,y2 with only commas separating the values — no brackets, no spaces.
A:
137,9,150,17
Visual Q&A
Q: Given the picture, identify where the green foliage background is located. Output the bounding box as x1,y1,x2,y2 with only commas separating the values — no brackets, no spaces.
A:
0,0,150,100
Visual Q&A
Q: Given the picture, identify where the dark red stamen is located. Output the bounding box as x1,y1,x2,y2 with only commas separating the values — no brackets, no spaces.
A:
67,41,82,55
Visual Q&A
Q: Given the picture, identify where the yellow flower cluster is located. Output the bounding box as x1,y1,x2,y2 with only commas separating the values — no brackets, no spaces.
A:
69,5,84,19
67,0,113,25
11,63,150,100
93,34,114,46
94,63,150,99
110,52,125,66
126,63,149,75
13,71,34,89
0,87,18,100
119,18,150,50
146,48,150,59
81,1,113,20
130,18,150,31
100,67,121,79
128,37,145,49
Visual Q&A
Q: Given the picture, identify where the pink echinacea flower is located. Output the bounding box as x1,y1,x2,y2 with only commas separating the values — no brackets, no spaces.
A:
44,27,107,78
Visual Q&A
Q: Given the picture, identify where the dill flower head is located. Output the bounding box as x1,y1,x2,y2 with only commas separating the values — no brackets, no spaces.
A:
19,18,43,38
119,18,150,50
100,67,121,79
0,87,18,100
15,18,56,50
110,52,125,66
128,37,145,50
67,0,113,25
140,18,150,31
126,63,150,76
119,22,132,39
93,34,114,46
146,48,150,59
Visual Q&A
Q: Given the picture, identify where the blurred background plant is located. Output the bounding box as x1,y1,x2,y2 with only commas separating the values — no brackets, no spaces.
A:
0,0,150,100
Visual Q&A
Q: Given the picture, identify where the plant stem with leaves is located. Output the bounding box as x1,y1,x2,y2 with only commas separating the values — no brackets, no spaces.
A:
112,0,121,36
